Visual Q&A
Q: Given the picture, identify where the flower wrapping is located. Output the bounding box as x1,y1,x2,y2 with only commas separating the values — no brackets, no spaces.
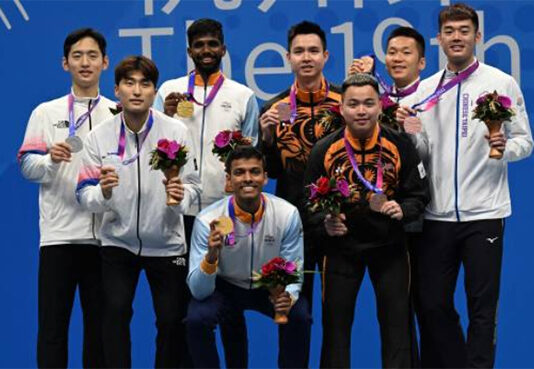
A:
212,130,253,163
149,138,188,171
306,176,354,215
472,90,515,123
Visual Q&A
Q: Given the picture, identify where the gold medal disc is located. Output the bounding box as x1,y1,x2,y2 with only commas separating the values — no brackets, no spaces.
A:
215,216,234,236
176,100,194,118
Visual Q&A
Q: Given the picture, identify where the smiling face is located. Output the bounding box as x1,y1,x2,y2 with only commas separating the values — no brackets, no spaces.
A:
341,84,381,139
63,36,108,94
438,19,481,71
187,34,226,76
287,33,329,83
226,157,268,203
114,70,156,116
385,36,425,88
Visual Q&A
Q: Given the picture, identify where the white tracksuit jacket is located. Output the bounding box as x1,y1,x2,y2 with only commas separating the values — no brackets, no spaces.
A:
154,72,259,215
76,109,201,256
18,92,115,246
413,61,532,222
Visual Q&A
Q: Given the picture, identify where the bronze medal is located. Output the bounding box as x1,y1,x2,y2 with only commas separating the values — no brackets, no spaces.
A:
176,100,194,118
369,193,387,212
403,116,422,135
277,103,291,122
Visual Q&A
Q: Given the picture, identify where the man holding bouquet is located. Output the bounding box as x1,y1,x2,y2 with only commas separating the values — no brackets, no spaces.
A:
395,4,533,368
76,56,201,367
305,73,428,368
186,146,310,369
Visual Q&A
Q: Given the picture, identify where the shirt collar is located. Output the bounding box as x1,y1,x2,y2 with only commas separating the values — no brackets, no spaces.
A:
194,70,223,86
232,195,265,224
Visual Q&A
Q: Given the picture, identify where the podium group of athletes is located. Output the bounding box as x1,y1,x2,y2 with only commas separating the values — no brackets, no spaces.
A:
18,2,532,368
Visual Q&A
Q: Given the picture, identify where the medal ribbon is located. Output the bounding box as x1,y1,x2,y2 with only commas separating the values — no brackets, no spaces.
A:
227,195,265,246
68,93,101,138
411,60,479,113
288,79,330,124
186,70,225,107
343,128,383,194
116,109,154,165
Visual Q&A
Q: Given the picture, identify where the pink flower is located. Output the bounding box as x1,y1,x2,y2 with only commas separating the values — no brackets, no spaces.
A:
157,138,181,159
336,179,350,197
380,95,397,110
284,261,297,274
476,94,489,105
214,130,232,148
497,95,512,109
309,185,318,200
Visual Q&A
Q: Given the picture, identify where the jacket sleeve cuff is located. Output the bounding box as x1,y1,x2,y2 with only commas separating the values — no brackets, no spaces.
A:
200,256,218,275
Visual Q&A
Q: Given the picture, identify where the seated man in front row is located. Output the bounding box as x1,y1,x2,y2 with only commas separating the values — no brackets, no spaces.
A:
186,146,311,369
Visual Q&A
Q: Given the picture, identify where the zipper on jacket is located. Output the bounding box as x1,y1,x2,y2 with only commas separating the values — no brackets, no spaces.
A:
135,133,144,255
87,99,97,240
198,85,208,212
310,92,315,123
454,83,461,222
249,212,255,289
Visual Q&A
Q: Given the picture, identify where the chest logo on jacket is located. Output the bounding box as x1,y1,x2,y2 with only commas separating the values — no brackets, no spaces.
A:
54,120,69,129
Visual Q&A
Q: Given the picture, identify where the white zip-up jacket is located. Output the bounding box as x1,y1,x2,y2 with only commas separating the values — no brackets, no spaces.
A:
18,92,115,247
154,72,259,215
413,61,532,222
76,109,201,257
188,193,303,301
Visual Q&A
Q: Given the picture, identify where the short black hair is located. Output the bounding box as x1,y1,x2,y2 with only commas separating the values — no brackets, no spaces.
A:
225,146,266,174
114,56,159,87
287,21,327,51
342,73,380,96
387,26,426,58
187,18,224,47
439,3,479,33
64,28,107,58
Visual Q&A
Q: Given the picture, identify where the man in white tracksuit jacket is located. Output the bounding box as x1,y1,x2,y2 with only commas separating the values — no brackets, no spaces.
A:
76,56,201,368
17,28,115,368
398,4,533,368
153,18,259,367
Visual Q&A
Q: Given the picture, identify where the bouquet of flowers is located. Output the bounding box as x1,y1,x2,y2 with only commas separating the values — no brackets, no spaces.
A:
212,130,253,163
379,95,400,131
252,257,301,324
317,104,345,135
306,176,353,215
150,138,188,205
472,91,515,159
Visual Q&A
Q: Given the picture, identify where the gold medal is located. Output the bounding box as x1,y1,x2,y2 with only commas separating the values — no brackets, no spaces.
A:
215,216,234,236
369,193,387,212
176,100,194,118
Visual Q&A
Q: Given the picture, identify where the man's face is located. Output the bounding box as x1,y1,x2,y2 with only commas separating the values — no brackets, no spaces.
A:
438,19,481,67
287,34,329,81
385,36,425,87
187,34,226,74
226,157,268,202
114,71,156,115
341,85,381,138
63,37,108,91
